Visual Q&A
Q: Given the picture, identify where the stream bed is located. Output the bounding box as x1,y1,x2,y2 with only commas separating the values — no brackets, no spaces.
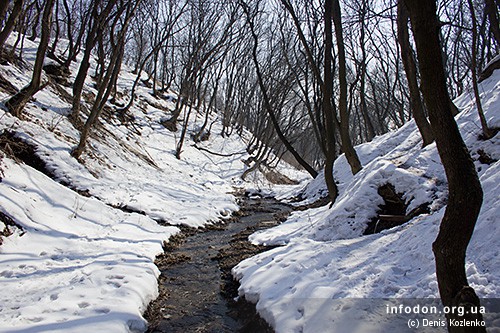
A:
144,194,292,333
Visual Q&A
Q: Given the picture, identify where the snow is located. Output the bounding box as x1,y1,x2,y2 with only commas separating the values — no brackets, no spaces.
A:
0,158,172,332
0,34,305,331
233,71,500,332
1,32,498,333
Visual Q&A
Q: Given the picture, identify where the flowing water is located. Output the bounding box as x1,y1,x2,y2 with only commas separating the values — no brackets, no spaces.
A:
145,195,292,333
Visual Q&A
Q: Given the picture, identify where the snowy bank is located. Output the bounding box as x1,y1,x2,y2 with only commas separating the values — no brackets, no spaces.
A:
0,157,176,332
233,70,500,332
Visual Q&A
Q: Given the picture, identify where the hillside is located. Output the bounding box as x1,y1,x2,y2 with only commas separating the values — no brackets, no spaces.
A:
232,69,500,332
0,34,304,332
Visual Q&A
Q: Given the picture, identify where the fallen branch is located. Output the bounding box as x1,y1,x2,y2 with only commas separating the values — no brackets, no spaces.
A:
192,144,246,157
379,204,430,224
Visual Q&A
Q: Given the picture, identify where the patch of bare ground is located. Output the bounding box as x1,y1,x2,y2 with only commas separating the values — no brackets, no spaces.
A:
0,72,18,95
261,167,299,185
0,130,52,175
0,211,24,245
364,183,430,235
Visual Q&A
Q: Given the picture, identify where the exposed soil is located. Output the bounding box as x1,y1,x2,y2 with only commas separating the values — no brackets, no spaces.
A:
144,193,292,333
364,183,430,235
0,211,24,245
0,131,52,175
0,72,18,95
0,131,96,197
477,149,497,165
43,63,71,87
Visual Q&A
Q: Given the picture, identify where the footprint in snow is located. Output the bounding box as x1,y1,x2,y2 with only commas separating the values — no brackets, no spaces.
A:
295,306,305,319
0,270,14,277
78,302,90,309
107,281,122,288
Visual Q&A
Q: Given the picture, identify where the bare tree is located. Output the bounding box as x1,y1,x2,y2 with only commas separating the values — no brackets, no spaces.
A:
484,0,500,46
173,0,238,158
0,0,24,54
120,0,187,116
323,0,339,202
403,1,486,331
346,0,376,142
6,0,54,118
72,0,142,159
332,0,362,175
60,0,91,68
70,0,118,125
240,0,318,178
467,0,497,139
0,1,10,23
397,0,434,147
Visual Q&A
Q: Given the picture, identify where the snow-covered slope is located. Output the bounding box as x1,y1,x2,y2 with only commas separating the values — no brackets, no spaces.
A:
0,35,294,331
0,37,249,228
0,157,172,332
233,71,500,332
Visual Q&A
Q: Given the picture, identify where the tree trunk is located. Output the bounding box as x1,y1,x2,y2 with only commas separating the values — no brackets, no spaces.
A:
70,0,117,125
72,39,124,159
323,0,339,203
48,0,60,58
28,0,41,41
358,0,376,142
332,0,362,175
397,0,434,147
60,0,73,65
0,0,23,53
175,102,194,159
64,0,89,67
72,1,140,159
6,0,54,118
467,0,496,139
403,1,485,332
94,36,106,86
485,0,500,46
0,0,9,23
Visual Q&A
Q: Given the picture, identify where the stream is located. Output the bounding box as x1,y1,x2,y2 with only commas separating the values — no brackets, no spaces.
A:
144,193,292,333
